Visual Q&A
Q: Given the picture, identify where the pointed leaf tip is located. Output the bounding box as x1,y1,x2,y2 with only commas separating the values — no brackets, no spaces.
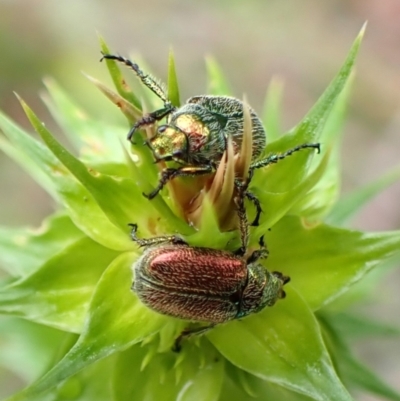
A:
167,48,180,107
352,22,367,53
13,92,23,104
359,21,368,37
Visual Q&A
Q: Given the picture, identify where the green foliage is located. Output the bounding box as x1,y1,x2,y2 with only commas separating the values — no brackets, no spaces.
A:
0,25,400,401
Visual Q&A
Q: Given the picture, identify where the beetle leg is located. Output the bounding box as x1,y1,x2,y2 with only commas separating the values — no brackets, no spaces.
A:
233,179,250,256
144,165,214,199
143,168,182,199
234,170,262,227
128,223,187,247
247,235,269,264
249,143,321,174
172,324,216,352
244,190,263,226
127,106,174,142
244,143,320,225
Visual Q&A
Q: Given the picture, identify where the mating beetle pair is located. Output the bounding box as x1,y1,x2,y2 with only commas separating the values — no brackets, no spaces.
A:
101,54,320,226
101,54,320,349
130,182,290,351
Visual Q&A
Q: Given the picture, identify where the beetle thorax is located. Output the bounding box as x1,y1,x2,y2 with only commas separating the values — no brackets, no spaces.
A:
170,104,227,164
239,264,283,317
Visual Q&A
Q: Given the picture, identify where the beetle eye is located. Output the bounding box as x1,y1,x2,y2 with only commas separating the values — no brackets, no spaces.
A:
172,150,183,158
158,125,167,133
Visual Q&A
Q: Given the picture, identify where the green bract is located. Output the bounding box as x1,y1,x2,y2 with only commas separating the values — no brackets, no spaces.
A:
1,25,400,401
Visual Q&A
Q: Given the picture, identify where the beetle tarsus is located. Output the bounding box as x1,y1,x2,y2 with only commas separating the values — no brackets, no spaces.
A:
129,223,187,247
172,325,215,352
142,190,158,200
143,168,179,199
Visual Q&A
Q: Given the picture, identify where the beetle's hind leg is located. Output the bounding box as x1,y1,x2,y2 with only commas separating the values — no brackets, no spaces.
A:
244,190,262,226
249,142,321,173
128,223,187,247
243,143,320,225
233,179,250,256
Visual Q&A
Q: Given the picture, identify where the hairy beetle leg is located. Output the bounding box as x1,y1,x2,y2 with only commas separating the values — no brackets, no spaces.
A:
250,143,321,173
143,168,182,199
127,106,174,142
172,324,216,352
243,143,320,225
245,190,262,226
233,179,250,256
128,223,187,247
234,178,262,227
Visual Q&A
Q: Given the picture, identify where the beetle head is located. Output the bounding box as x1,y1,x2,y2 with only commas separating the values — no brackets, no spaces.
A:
148,125,189,163
271,271,290,300
242,267,290,316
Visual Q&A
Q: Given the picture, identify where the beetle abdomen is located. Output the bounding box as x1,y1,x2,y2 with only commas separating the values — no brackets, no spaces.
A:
187,95,267,160
133,244,248,322
134,279,239,323
136,244,247,294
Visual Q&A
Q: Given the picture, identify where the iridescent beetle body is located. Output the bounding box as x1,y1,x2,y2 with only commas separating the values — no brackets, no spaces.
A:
101,54,320,225
133,242,286,324
129,183,289,350
149,95,266,167
100,54,270,198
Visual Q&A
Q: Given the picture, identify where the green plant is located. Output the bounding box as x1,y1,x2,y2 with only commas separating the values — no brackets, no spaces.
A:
0,26,400,401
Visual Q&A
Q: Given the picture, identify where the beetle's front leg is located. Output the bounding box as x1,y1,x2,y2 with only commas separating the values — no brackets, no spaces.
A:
144,165,214,199
127,107,174,142
172,324,216,352
247,235,269,264
128,223,187,247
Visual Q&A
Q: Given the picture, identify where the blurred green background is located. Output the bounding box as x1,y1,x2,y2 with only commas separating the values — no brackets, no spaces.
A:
0,1,399,400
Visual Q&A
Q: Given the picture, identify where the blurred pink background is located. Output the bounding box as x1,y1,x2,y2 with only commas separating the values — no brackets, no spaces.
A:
1,1,399,400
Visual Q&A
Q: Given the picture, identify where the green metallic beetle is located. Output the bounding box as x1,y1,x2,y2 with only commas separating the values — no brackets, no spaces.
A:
101,54,266,190
101,54,320,224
